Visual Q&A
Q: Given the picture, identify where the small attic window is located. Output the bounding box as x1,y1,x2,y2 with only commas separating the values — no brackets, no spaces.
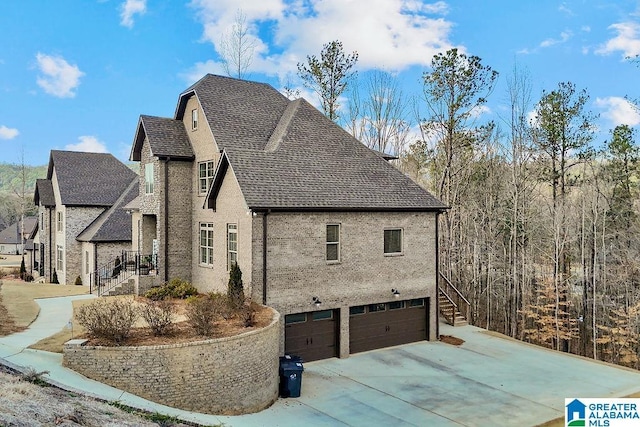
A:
191,109,198,130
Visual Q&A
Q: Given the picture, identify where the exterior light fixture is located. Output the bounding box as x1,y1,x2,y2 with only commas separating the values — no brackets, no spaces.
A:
312,296,322,307
392,289,400,298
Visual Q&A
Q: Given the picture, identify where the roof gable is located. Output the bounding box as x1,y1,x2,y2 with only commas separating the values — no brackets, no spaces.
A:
76,178,138,242
34,179,55,206
47,151,137,207
176,74,290,152
130,115,194,161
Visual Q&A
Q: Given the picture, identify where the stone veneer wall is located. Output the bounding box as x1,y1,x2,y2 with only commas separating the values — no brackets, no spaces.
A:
63,308,280,415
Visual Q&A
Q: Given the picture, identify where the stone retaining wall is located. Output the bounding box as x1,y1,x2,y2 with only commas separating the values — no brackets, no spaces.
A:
63,308,280,415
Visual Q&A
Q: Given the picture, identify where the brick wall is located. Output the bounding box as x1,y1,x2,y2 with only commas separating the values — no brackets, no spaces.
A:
63,308,280,415
63,206,105,285
259,211,439,356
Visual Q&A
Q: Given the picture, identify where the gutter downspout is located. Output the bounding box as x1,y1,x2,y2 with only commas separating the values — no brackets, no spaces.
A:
163,158,169,282
262,210,269,305
435,211,440,340
48,209,52,282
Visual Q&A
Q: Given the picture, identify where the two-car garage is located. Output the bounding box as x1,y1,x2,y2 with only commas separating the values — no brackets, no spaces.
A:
284,298,430,362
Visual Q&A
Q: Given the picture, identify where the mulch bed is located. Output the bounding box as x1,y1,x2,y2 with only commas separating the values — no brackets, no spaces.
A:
439,335,465,346
83,302,274,347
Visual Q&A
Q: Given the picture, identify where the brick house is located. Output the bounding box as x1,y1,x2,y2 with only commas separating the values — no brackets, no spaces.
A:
129,74,447,361
34,150,137,285
0,217,37,255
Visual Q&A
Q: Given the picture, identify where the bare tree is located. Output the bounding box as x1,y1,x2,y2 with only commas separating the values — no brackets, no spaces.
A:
219,10,256,79
348,70,411,155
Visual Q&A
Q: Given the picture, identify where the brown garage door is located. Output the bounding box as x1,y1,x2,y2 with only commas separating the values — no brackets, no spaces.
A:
349,298,428,354
285,309,339,362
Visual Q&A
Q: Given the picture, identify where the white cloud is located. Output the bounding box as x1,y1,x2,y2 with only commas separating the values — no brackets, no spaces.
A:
540,30,573,48
120,0,147,28
35,53,84,98
188,0,457,79
181,59,226,84
469,105,492,118
595,96,640,126
64,136,109,153
0,125,19,140
596,21,640,57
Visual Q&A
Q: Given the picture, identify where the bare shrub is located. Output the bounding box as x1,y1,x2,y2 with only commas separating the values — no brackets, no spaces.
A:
76,298,139,344
239,301,259,327
185,293,226,337
140,300,174,336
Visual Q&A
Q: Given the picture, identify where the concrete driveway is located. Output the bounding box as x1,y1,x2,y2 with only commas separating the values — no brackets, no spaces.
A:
230,324,640,427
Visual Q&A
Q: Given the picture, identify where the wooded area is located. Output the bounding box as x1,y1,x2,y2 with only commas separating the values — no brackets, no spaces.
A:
329,45,640,368
0,163,44,230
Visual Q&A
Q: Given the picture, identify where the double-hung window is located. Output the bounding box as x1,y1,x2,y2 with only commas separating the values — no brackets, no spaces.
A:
198,161,215,194
199,223,214,265
326,224,340,262
56,211,63,232
227,224,238,270
192,108,198,130
384,228,403,255
56,245,63,271
144,163,154,194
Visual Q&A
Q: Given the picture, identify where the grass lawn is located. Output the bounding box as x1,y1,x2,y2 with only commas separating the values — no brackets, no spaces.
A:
0,280,88,336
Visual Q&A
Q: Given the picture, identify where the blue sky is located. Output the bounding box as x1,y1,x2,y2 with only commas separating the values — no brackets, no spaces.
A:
1,0,639,165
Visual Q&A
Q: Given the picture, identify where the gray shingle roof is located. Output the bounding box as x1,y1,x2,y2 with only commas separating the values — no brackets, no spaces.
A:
130,115,194,161
47,151,137,207
177,74,290,152
189,74,446,211
34,179,55,206
0,217,38,245
76,178,138,242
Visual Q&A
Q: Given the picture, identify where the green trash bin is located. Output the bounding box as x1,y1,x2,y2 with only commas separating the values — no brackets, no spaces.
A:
279,355,304,398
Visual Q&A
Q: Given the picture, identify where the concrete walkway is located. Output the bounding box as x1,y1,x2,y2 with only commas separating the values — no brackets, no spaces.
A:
3,296,640,426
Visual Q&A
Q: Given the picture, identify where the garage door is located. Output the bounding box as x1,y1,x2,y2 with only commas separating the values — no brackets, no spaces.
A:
349,298,428,354
285,309,339,362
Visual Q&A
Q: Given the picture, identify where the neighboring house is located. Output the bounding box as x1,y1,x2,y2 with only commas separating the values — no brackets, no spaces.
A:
129,74,447,362
0,217,37,255
34,151,137,285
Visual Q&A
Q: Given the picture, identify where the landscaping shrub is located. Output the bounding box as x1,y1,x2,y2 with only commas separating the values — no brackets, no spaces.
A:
227,263,245,311
240,301,259,327
19,258,26,280
23,274,34,282
144,278,198,301
52,270,59,284
112,256,121,278
185,293,226,337
74,276,82,286
140,300,174,336
76,298,139,344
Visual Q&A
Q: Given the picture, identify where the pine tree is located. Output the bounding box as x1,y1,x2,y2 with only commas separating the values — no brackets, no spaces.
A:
227,263,245,310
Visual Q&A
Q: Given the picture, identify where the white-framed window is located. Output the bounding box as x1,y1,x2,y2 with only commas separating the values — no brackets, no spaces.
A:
192,108,198,130
144,163,154,194
57,245,63,271
198,161,215,194
199,223,214,265
85,250,89,274
326,224,340,262
41,212,45,231
57,211,63,232
227,223,238,270
384,228,403,255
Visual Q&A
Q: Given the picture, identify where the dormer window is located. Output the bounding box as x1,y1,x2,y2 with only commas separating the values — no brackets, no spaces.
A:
192,108,198,130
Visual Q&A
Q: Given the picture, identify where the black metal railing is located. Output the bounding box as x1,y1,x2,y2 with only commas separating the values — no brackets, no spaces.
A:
90,251,158,296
